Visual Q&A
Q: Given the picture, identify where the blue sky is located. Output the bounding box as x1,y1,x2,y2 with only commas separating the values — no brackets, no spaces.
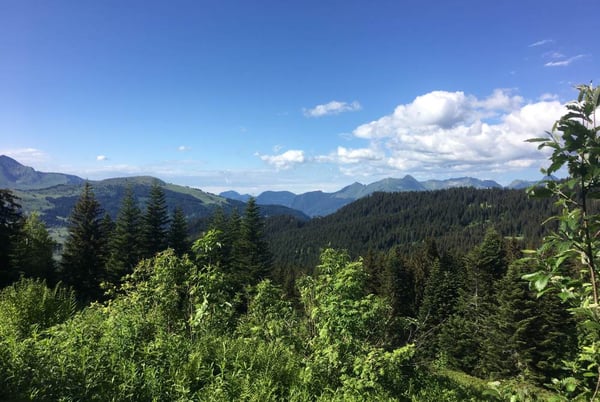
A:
1,0,599,194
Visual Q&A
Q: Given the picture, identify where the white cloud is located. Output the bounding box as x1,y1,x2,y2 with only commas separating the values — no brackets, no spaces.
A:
317,146,383,165
304,100,362,117
545,54,585,67
1,148,48,165
96,155,108,161
178,145,191,152
529,39,553,47
257,149,306,170
544,51,565,60
539,93,559,102
475,89,523,112
338,89,565,178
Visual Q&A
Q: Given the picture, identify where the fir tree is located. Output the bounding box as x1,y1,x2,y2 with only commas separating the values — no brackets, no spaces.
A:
168,206,189,256
238,198,272,286
417,256,461,359
12,212,56,282
0,189,23,287
60,182,108,300
107,187,142,282
437,230,507,375
480,260,577,384
141,182,169,258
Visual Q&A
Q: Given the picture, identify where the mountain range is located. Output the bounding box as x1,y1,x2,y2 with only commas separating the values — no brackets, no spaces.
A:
221,175,539,217
1,154,543,223
0,156,308,238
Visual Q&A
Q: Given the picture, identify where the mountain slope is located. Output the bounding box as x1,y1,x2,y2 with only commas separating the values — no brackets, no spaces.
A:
222,175,504,217
265,187,558,271
15,177,308,229
0,158,309,234
0,155,84,190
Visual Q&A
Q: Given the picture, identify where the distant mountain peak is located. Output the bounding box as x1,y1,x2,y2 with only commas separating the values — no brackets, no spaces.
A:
0,155,84,190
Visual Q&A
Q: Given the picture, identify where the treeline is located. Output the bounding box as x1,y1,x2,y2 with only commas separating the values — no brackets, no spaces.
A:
1,183,186,299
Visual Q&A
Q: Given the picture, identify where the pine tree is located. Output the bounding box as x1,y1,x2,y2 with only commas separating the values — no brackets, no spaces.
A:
168,206,188,256
0,189,23,287
60,182,108,300
107,187,142,282
12,212,56,282
141,182,169,258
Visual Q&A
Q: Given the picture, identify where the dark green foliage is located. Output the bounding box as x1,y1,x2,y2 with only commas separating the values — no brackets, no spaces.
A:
480,260,577,384
0,189,23,286
417,256,462,360
238,198,272,285
60,182,109,300
167,206,189,256
266,187,557,275
435,230,510,375
141,182,170,258
11,212,56,282
106,187,142,282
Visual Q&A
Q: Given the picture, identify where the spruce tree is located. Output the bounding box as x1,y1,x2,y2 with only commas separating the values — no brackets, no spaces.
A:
168,206,188,256
437,229,508,375
141,182,169,258
417,256,461,359
238,198,272,286
481,260,577,384
107,187,142,282
60,182,108,300
12,212,56,282
382,246,416,318
0,189,23,287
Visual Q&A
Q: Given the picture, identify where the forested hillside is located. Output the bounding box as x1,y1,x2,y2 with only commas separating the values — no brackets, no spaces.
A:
265,187,559,273
12,176,308,237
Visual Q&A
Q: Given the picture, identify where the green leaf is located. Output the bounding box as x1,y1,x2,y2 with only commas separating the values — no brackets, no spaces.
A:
534,275,550,291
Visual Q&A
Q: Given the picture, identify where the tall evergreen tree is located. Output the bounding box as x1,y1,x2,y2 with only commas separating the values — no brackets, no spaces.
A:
0,189,23,287
480,260,577,383
382,247,416,318
60,182,108,300
141,182,169,258
168,206,189,256
238,198,272,286
12,212,56,282
417,256,461,359
437,229,508,375
464,227,507,302
107,187,142,282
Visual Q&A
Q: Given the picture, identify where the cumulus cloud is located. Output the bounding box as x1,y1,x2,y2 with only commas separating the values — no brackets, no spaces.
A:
317,146,384,165
257,149,306,170
529,39,553,47
544,54,585,67
339,89,564,177
96,155,108,161
304,100,362,117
